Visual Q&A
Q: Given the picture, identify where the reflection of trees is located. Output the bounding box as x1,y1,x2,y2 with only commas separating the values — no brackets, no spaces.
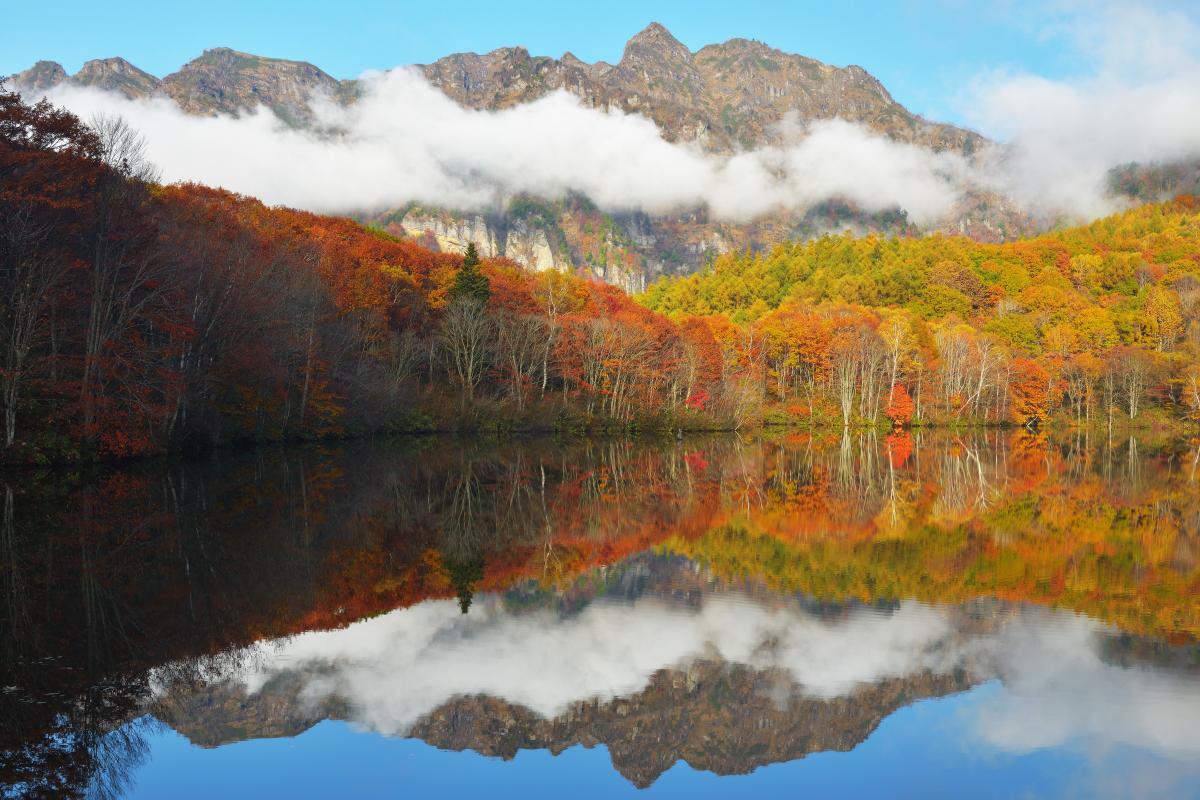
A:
672,431,1200,640
439,457,488,613
0,679,156,800
445,552,485,614
0,452,347,798
2,483,29,655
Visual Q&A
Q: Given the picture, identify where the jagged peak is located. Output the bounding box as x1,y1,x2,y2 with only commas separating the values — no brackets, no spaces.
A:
176,47,263,70
622,22,692,63
8,60,67,89
75,57,159,79
182,47,326,72
492,46,532,61
79,56,137,68
712,36,773,51
27,59,66,73
195,46,244,60
840,64,894,101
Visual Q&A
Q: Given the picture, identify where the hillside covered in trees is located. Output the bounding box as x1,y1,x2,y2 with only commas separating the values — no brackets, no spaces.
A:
3,86,1200,463
642,198,1200,429
1,87,734,462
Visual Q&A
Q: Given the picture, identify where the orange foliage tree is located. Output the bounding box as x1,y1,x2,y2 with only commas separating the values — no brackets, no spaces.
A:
1009,357,1051,429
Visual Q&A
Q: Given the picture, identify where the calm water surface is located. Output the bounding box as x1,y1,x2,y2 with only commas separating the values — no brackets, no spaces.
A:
1,432,1198,798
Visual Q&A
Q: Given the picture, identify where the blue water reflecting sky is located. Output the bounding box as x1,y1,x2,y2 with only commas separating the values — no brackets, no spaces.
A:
127,682,1197,800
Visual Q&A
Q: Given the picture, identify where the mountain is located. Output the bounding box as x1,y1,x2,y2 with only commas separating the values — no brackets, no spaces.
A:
419,22,984,156
149,555,979,787
70,57,161,98
158,47,360,125
0,26,1058,286
155,656,969,787
11,59,68,91
9,47,358,125
8,24,981,154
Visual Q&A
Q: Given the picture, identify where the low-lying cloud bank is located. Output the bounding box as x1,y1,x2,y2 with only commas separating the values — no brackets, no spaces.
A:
23,2,1200,228
41,73,968,225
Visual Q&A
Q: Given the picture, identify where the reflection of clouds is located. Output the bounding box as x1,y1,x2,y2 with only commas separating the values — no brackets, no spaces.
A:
216,596,959,735
173,591,1200,768
971,615,1200,760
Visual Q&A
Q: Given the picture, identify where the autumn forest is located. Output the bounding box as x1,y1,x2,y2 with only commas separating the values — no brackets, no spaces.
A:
3,87,1200,464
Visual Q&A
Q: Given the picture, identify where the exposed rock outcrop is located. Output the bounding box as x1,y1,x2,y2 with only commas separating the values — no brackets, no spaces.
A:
419,22,985,156
72,57,161,98
160,48,358,125
8,59,67,91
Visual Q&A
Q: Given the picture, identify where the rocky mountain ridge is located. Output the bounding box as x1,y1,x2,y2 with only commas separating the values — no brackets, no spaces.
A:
155,656,970,787
10,24,980,154
0,25,1084,285
419,22,985,156
149,554,981,786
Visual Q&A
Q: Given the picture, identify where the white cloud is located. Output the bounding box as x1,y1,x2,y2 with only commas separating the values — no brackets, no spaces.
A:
963,2,1200,219
972,614,1200,760
38,69,967,226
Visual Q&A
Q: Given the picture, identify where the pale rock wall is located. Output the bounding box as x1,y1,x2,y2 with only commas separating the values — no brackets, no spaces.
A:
503,222,560,272
400,212,499,257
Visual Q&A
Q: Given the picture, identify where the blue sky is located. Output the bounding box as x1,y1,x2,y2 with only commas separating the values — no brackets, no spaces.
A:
1,0,1104,126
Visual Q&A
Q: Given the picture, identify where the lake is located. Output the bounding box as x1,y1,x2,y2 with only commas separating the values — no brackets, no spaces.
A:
1,431,1198,798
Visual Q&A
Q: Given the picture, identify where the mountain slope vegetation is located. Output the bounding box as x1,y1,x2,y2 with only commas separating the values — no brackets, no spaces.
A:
641,198,1200,428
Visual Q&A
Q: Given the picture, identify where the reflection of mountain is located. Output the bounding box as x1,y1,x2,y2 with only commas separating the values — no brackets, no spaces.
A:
159,656,968,788
144,553,1200,789
148,554,981,786
414,663,966,788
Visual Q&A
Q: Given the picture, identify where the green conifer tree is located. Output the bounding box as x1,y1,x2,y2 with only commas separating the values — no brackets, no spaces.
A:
449,242,490,305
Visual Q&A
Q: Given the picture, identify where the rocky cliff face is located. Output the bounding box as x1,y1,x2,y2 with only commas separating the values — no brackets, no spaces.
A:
375,199,665,291
367,195,931,289
159,48,359,125
11,59,68,91
420,22,984,156
8,47,357,125
71,57,161,98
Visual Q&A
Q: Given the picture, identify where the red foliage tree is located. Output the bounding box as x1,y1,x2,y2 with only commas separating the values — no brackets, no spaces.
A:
884,384,915,427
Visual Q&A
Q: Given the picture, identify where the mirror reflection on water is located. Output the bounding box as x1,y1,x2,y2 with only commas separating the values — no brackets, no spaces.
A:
1,431,1198,799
